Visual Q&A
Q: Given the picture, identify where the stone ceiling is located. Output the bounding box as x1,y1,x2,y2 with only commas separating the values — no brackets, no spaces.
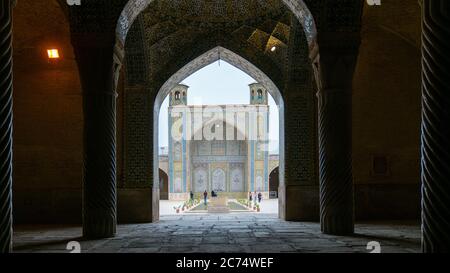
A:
150,0,284,23
131,0,293,77
122,0,322,94
140,0,292,45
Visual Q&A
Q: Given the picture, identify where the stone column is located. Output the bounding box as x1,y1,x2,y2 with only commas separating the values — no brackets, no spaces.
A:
282,16,319,221
0,0,13,253
317,88,353,235
119,84,159,223
421,0,450,253
315,33,360,235
72,35,120,238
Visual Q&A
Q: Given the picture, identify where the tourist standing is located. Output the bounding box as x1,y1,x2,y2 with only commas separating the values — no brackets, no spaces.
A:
258,192,262,203
249,192,252,203
190,191,194,201
203,190,208,205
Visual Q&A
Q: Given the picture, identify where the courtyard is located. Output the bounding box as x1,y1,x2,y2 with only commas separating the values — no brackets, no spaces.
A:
160,199,279,215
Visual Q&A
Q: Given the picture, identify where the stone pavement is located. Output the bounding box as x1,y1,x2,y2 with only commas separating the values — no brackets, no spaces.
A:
13,214,420,253
160,199,279,215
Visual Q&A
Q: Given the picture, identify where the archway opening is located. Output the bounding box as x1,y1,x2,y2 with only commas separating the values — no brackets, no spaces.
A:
269,167,280,199
118,0,319,223
159,168,169,200
155,48,283,216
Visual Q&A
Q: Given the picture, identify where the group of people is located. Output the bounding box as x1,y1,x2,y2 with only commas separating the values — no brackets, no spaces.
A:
193,190,262,206
249,191,263,204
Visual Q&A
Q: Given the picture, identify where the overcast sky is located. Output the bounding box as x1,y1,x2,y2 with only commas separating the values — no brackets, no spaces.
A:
158,60,279,154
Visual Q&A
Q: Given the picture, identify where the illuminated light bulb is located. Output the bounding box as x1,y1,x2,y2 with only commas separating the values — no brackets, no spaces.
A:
47,49,60,59
271,46,277,52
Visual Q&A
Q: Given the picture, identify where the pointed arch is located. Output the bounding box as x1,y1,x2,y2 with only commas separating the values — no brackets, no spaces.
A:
152,46,286,206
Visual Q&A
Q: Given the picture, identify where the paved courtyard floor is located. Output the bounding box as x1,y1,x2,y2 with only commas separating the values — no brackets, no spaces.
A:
13,214,420,253
160,199,279,215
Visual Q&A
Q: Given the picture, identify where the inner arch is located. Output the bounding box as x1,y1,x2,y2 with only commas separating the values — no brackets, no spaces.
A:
153,46,285,210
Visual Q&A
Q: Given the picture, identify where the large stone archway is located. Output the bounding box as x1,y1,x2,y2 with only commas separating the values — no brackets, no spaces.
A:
60,0,363,239
115,0,364,233
118,0,325,226
117,0,324,225
119,4,319,222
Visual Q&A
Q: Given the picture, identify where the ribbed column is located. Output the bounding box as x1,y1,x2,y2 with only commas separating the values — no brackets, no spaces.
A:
421,0,450,253
317,88,354,235
0,0,13,253
73,42,118,239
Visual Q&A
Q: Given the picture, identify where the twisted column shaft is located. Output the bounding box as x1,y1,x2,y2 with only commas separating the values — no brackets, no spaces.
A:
314,33,359,236
0,0,13,253
317,89,354,235
421,0,450,253
74,43,117,239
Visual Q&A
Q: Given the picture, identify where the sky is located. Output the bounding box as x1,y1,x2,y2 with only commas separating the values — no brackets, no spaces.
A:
158,60,279,154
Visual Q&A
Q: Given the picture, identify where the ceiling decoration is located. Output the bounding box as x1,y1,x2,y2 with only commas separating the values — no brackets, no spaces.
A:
134,0,292,68
116,0,321,49
151,0,284,23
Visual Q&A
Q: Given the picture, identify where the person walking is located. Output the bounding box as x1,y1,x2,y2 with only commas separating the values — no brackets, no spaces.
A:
190,191,194,201
258,192,262,203
203,190,208,205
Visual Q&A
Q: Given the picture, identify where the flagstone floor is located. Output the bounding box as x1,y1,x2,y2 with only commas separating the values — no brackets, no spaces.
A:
13,214,420,253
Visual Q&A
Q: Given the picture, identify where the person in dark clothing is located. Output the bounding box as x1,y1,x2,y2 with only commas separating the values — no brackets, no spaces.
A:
258,192,262,203
203,190,208,205
190,191,194,200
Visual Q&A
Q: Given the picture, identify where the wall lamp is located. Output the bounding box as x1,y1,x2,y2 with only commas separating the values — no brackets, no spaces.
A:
47,49,60,62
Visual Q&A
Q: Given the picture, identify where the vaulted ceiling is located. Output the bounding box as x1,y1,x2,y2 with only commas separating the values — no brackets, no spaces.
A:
150,0,284,23
124,0,299,88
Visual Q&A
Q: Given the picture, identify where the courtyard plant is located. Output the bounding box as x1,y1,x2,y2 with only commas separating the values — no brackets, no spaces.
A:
174,205,181,213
